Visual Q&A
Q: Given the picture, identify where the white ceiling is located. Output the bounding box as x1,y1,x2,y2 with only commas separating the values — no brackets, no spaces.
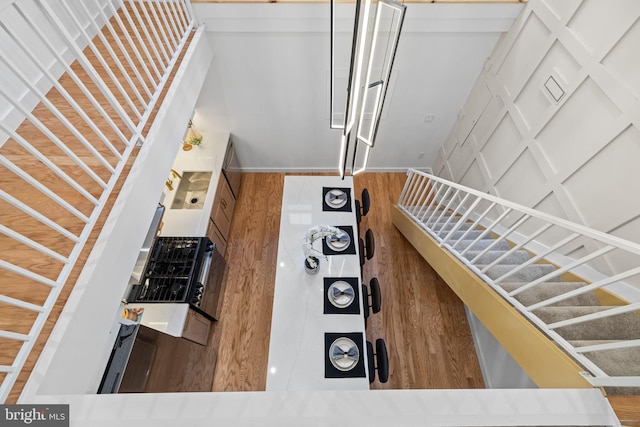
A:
192,3,523,172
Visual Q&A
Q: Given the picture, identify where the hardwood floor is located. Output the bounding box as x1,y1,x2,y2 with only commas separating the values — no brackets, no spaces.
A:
353,173,484,389
211,173,283,391
210,172,485,391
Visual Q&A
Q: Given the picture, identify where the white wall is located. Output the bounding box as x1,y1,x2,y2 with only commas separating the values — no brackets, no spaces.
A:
465,307,537,389
433,0,640,290
192,3,521,172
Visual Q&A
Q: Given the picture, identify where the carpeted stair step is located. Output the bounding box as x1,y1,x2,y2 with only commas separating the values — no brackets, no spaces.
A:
442,230,487,241
533,306,640,340
569,340,640,395
456,239,510,251
429,214,640,393
463,250,530,265
480,264,562,282
431,222,475,232
498,282,601,307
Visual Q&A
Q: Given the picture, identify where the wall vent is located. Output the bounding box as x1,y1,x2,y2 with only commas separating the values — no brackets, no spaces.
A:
543,74,565,103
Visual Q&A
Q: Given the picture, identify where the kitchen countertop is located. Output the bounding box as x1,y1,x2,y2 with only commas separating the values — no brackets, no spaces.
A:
126,131,230,336
160,131,230,237
266,175,369,391
126,303,190,337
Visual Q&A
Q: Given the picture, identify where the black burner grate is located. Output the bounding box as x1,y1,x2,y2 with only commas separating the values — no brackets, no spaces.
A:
134,237,205,303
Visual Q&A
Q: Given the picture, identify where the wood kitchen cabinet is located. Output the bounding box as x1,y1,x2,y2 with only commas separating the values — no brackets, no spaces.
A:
207,176,236,256
182,308,211,346
207,218,226,256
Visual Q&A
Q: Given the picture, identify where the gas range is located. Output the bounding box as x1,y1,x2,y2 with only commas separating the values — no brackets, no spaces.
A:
129,236,226,320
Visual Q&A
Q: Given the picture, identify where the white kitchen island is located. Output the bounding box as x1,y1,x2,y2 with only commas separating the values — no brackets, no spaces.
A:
266,175,370,390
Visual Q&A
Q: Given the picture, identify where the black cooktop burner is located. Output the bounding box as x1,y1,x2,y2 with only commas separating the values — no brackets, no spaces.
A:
132,237,207,303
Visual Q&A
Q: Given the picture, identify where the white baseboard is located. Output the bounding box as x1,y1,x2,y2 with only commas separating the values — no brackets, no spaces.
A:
238,166,433,173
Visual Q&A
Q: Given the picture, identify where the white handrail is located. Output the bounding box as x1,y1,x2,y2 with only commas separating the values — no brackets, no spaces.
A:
408,171,640,255
397,169,640,389
0,0,196,402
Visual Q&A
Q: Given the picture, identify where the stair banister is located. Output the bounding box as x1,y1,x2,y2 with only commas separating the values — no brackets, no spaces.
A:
469,213,531,265
396,169,640,390
479,223,552,273
500,233,581,286
439,195,482,246
425,185,453,224
506,245,615,291
435,192,468,234
402,170,640,254
450,201,497,248
0,0,197,402
458,208,512,256
575,339,640,353
548,302,640,329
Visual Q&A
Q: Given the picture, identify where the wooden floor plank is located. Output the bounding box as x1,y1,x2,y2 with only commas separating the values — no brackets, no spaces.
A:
208,172,485,391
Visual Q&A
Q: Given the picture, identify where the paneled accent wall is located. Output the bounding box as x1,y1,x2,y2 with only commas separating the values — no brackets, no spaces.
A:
433,0,640,291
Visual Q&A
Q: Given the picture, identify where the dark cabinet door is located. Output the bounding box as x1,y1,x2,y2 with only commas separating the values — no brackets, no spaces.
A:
198,247,228,321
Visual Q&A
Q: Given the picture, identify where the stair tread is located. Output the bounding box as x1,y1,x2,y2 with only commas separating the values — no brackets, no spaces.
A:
434,223,474,232
535,305,635,313
498,281,600,307
480,264,563,282
533,306,640,341
569,342,640,375
416,211,640,390
456,239,510,251
463,250,530,265
442,230,487,241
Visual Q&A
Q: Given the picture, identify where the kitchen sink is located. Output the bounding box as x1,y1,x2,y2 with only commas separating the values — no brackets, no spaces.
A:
170,171,212,209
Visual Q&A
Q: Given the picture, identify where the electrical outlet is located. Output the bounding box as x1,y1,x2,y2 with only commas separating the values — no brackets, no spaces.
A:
424,114,435,123
418,152,425,159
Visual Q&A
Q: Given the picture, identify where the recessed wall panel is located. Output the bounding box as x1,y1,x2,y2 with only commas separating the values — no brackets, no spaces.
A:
514,41,580,130
526,193,573,248
540,0,581,22
567,0,640,54
496,12,550,97
607,217,640,291
459,160,486,191
434,0,640,298
481,114,521,180
562,125,640,231
475,96,505,151
458,80,492,141
448,139,475,179
494,148,548,208
602,18,640,99
536,77,621,176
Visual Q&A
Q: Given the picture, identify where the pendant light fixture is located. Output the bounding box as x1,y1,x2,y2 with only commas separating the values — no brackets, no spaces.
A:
330,0,406,178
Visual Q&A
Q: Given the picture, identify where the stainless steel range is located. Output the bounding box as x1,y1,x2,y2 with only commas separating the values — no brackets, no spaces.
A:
129,236,227,320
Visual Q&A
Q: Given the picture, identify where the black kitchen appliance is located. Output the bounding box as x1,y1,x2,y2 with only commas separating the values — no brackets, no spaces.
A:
128,236,227,320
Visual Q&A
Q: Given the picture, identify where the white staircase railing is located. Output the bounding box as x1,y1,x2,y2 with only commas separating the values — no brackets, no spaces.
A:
398,168,640,389
0,0,196,402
